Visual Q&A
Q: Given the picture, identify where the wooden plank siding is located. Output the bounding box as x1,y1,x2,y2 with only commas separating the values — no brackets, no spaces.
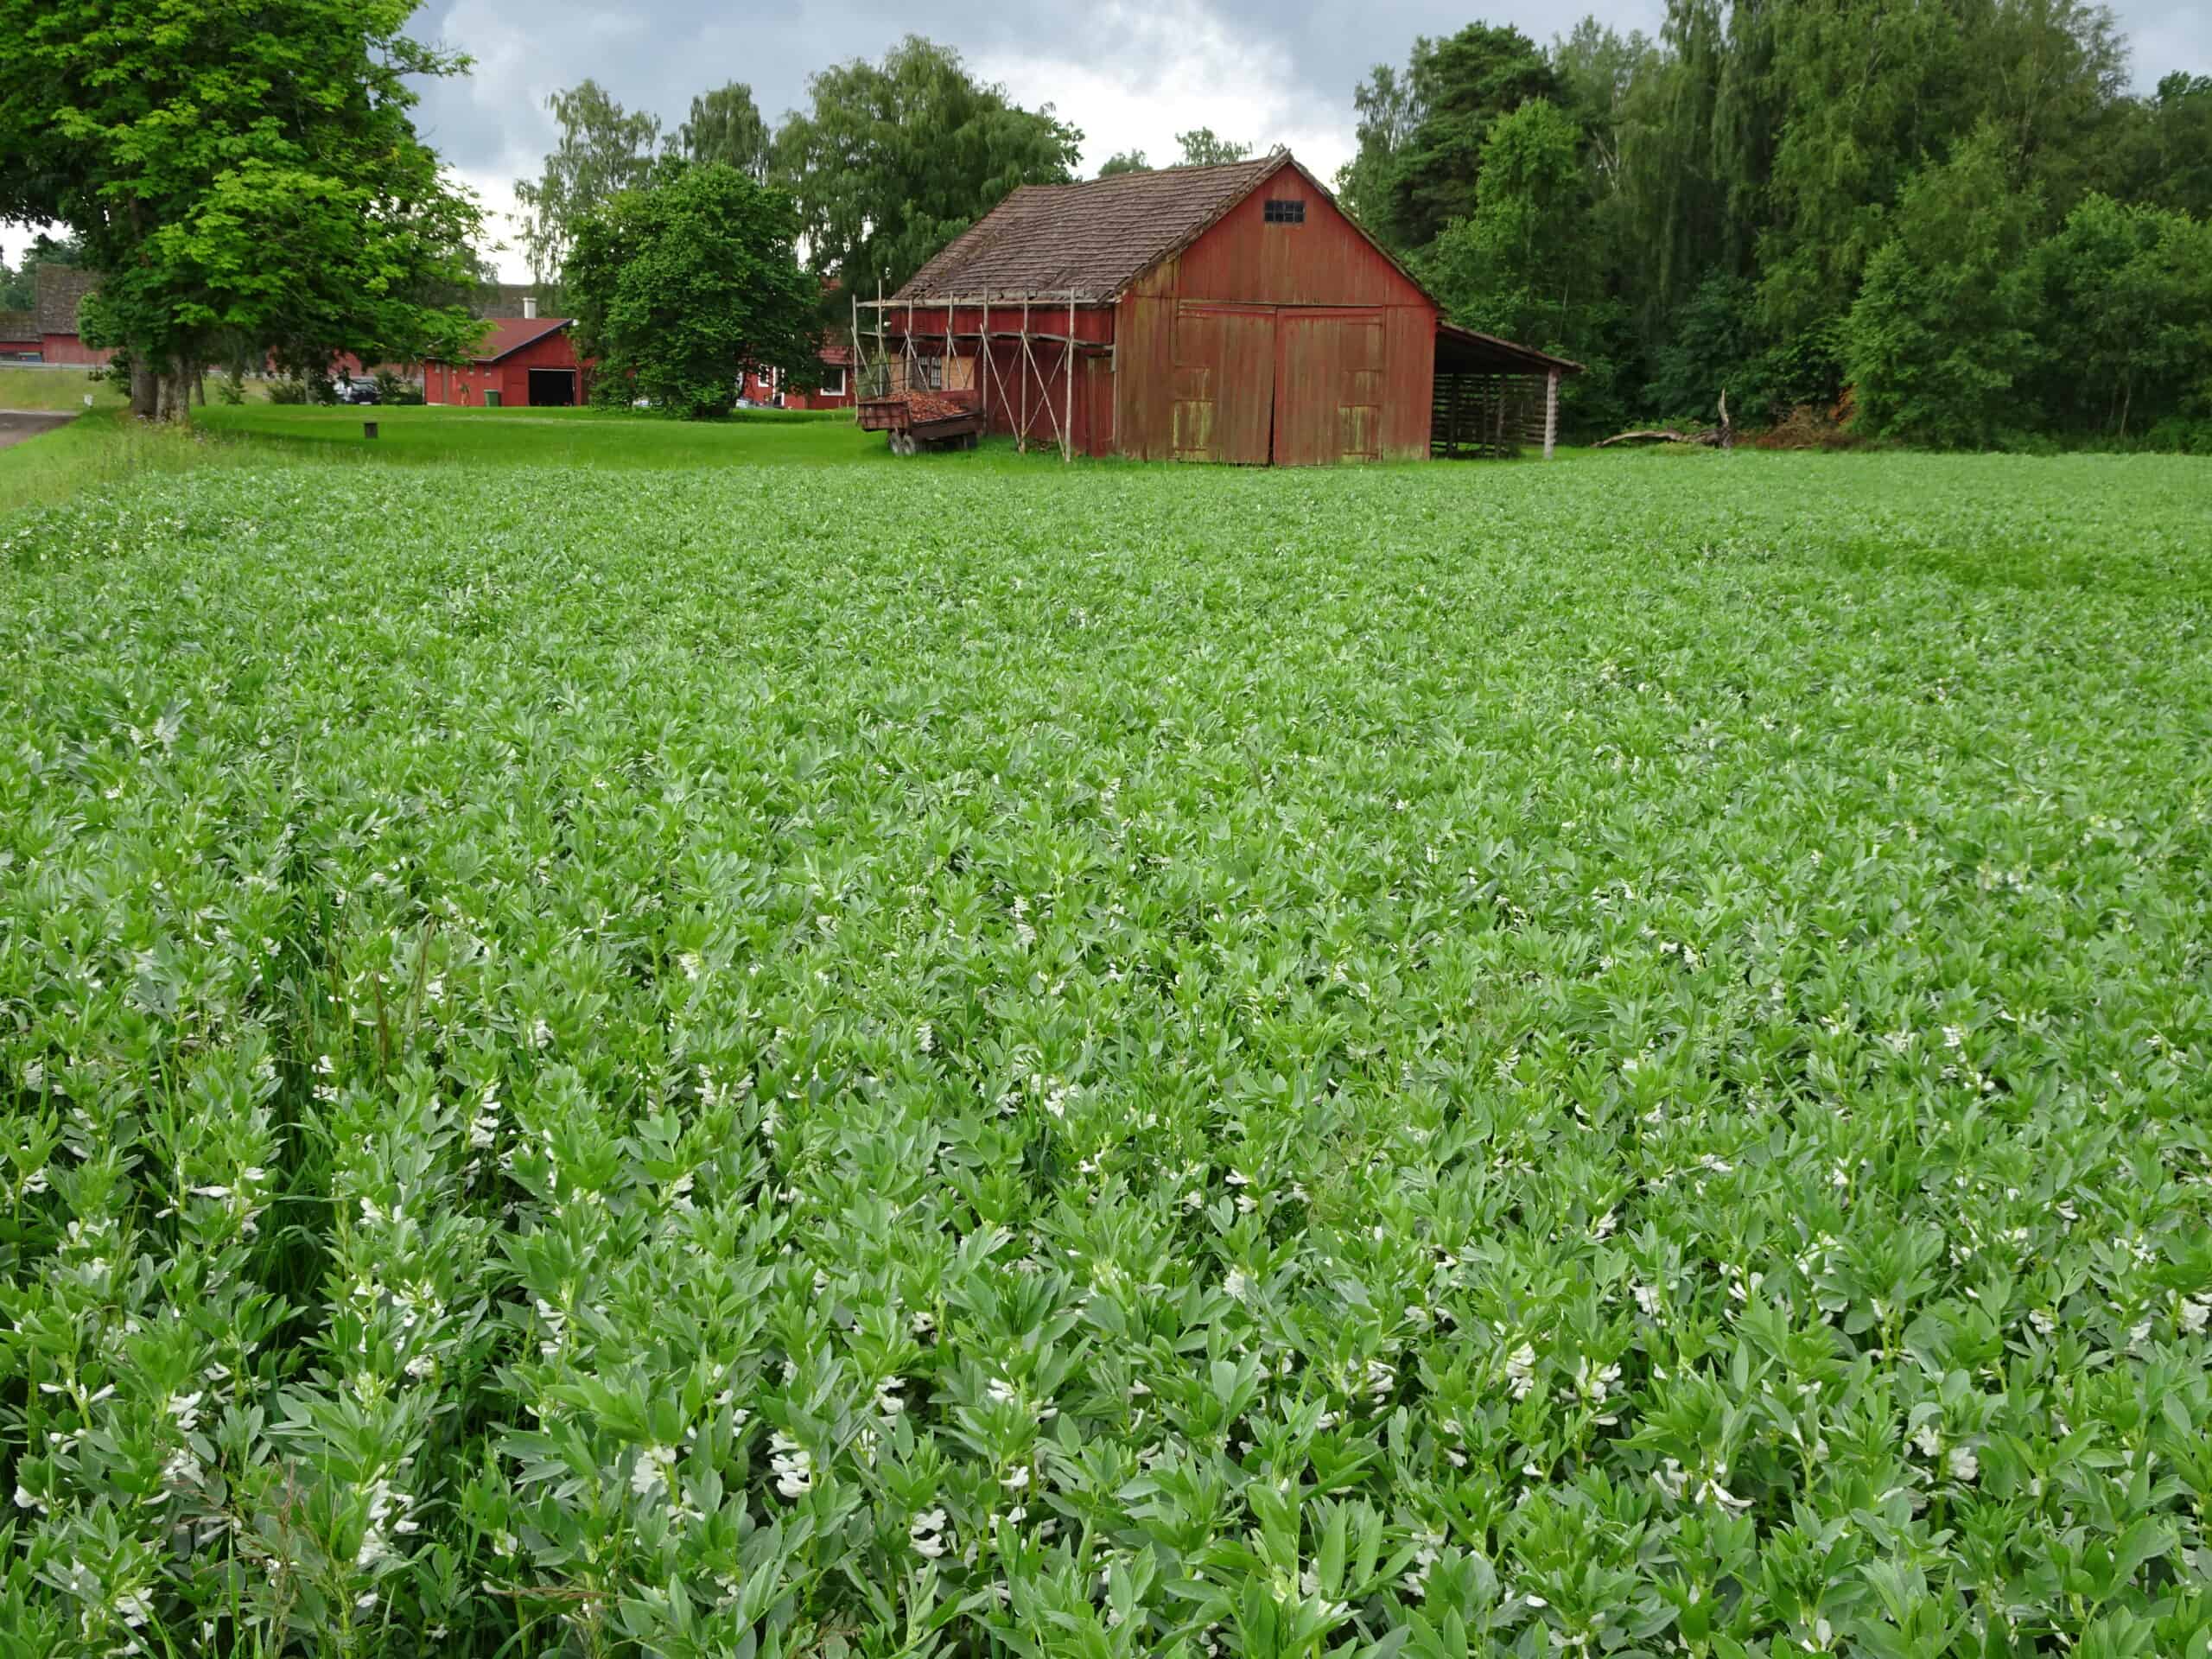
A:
1115,160,1438,465
874,155,1576,465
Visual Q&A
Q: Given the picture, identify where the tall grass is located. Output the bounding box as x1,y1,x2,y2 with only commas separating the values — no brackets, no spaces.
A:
0,407,267,516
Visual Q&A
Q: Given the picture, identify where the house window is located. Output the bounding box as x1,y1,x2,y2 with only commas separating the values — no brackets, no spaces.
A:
821,366,845,397
1263,199,1306,224
912,355,944,391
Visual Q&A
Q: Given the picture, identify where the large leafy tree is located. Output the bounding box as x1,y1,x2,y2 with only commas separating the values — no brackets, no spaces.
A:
679,82,771,181
514,79,664,284
2024,193,2212,439
0,0,484,421
1363,24,1562,253
1338,63,1420,228
1175,129,1253,167
1423,98,1634,429
1096,150,1151,178
566,162,819,420
772,36,1079,300
1844,126,2047,448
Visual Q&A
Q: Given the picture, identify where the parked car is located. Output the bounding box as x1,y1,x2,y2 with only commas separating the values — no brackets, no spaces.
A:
333,379,380,405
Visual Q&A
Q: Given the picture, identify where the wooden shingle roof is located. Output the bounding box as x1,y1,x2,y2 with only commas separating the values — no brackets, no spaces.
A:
35,265,99,334
893,156,1287,304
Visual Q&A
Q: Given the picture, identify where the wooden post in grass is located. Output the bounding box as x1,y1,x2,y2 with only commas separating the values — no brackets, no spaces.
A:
1543,370,1559,461
363,420,378,441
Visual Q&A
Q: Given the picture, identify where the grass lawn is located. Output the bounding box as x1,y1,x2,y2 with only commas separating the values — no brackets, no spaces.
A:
0,365,127,411
0,405,258,515
196,400,930,468
3,448,2209,1656
0,402,1068,516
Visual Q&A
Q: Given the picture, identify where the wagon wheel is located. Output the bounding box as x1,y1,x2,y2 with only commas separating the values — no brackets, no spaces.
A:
892,432,914,456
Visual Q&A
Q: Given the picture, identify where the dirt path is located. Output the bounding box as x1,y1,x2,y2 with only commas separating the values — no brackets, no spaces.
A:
0,410,77,451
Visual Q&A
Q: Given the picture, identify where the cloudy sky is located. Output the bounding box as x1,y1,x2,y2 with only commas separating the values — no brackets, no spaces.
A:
7,1,2208,275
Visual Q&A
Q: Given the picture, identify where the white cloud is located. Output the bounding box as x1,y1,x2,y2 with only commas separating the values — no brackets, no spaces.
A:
974,0,1355,182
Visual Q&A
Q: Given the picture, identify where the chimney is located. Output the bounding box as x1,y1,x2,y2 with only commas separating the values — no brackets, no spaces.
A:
523,295,537,320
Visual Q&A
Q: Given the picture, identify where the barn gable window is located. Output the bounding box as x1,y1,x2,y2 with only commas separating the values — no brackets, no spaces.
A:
1263,199,1306,225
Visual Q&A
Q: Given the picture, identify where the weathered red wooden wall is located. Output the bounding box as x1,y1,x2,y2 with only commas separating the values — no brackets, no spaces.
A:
887,306,1117,455
889,161,1437,464
1118,160,1436,464
40,333,114,366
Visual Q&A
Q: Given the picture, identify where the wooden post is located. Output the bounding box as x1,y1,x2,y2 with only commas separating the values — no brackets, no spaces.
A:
1063,289,1075,462
1019,293,1029,453
850,289,861,416
1544,369,1559,461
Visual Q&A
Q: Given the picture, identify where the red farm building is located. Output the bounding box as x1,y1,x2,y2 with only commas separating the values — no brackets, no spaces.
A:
421,310,586,407
32,266,111,365
0,308,35,360
741,340,854,410
861,153,1580,464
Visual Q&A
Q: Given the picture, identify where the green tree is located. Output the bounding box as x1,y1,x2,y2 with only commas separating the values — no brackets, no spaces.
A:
1096,150,1151,178
1423,98,1634,429
1175,129,1253,167
1376,24,1563,253
2024,194,2212,440
566,162,820,420
772,36,1079,300
679,82,771,181
1548,19,1656,198
1423,99,1585,329
2101,73,2212,220
1338,63,1419,228
515,79,664,284
1844,127,2046,447
0,0,485,421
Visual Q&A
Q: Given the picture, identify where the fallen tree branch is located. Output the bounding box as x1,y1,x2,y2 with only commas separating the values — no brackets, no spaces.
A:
1595,428,1708,448
1599,389,1737,451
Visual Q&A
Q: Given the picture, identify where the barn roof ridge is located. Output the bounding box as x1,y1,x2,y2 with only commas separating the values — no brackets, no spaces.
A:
893,153,1300,305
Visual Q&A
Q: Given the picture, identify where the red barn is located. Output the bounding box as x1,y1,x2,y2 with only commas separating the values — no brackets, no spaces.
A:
35,267,111,365
865,153,1579,464
421,315,586,407
0,308,35,360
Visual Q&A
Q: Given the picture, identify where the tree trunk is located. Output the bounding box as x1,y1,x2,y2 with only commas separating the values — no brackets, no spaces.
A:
130,359,160,422
157,367,193,425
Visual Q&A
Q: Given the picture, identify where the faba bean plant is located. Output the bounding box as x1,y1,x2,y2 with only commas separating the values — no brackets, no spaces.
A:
2,451,2208,1656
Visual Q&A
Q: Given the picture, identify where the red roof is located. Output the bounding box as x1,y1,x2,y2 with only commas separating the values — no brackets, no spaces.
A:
469,316,572,362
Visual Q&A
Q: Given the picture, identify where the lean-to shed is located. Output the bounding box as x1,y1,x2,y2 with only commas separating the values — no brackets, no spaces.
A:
862,153,1580,464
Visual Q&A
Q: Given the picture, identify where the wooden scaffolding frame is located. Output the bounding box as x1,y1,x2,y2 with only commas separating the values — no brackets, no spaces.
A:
854,290,1090,462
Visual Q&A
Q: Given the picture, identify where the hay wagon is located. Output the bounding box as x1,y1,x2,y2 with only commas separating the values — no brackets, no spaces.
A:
856,388,985,455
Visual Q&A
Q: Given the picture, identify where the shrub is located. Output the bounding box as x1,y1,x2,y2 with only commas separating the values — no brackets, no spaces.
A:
373,368,425,405
265,377,310,404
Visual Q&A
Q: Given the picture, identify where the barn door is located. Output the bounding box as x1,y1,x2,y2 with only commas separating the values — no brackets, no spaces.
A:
1273,309,1385,466
1169,302,1274,464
